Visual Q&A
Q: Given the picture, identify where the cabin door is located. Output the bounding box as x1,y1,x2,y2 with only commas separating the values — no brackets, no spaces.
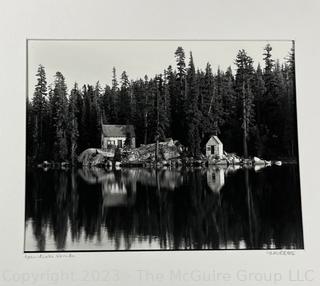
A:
211,146,215,155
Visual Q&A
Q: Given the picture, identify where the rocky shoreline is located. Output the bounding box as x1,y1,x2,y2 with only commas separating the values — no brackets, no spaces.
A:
74,140,283,169
36,141,288,170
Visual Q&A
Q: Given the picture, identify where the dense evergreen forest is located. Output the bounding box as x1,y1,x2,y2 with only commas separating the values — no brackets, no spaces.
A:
26,44,298,164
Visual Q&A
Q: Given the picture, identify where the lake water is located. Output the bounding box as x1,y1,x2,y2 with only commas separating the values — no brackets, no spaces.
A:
24,165,304,251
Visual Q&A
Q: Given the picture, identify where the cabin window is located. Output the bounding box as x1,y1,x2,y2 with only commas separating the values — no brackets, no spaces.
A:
207,146,211,151
107,140,115,146
118,140,123,148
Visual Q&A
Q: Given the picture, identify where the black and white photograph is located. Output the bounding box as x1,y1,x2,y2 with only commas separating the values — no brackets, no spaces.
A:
24,40,303,252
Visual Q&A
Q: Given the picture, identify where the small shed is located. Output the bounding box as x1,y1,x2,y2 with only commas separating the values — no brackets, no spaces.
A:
206,135,223,158
101,124,136,150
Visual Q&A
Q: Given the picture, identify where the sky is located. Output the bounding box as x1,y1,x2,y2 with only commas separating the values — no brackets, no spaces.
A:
28,40,293,96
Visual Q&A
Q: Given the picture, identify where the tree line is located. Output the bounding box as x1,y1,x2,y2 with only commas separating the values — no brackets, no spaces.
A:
26,43,298,164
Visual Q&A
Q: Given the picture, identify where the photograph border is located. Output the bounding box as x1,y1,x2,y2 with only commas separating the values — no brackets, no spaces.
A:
24,38,304,254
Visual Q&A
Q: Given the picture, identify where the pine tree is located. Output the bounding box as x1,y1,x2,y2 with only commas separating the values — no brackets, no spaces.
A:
166,65,176,138
68,83,80,164
51,72,69,161
219,66,238,153
175,47,186,81
118,71,131,124
150,75,170,141
112,66,118,90
110,67,119,122
142,75,153,144
263,44,275,93
235,50,255,157
185,52,201,156
173,47,187,144
93,81,102,146
282,42,297,158
252,63,267,156
211,67,224,134
145,78,158,143
241,82,255,158
201,63,215,138
26,97,33,162
45,84,55,160
80,84,101,148
162,70,172,137
71,83,84,152
31,65,48,162
81,85,90,150
262,44,284,157
101,85,112,123
129,78,145,145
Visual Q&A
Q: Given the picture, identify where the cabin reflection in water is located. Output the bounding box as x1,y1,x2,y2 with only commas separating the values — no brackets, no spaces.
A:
101,173,136,208
78,168,185,209
206,167,225,193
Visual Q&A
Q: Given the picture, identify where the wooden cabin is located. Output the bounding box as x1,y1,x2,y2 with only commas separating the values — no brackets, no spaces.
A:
206,135,223,158
101,124,136,150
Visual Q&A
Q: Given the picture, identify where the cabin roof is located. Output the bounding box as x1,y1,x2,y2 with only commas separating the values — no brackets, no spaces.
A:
206,135,223,146
102,124,135,137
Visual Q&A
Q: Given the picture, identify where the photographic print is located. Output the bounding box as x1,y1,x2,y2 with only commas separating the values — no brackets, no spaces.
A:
24,40,303,252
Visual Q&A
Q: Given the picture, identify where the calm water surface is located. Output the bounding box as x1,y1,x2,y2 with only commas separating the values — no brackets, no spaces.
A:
24,165,303,251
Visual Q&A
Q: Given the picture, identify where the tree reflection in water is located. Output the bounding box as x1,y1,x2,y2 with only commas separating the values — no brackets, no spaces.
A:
25,165,303,251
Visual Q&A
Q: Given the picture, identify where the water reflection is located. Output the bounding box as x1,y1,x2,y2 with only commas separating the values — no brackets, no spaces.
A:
25,165,304,251
206,168,225,193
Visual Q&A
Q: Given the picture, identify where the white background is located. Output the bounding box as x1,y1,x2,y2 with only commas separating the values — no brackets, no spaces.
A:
0,0,320,285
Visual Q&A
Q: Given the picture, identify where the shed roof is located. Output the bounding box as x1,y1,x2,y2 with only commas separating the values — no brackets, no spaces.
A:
206,135,223,145
102,125,135,137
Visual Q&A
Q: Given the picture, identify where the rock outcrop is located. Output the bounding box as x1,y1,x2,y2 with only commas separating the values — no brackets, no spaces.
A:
78,148,113,166
77,140,184,166
123,140,183,163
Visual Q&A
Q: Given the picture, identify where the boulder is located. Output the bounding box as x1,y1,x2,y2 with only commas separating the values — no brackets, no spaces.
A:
162,148,180,160
91,153,106,166
137,154,147,161
78,148,112,166
165,138,174,147
127,153,140,162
